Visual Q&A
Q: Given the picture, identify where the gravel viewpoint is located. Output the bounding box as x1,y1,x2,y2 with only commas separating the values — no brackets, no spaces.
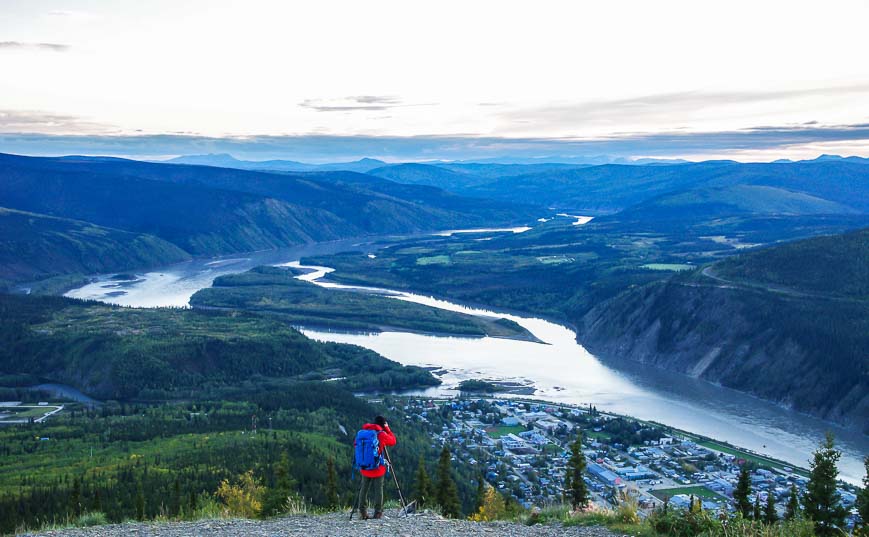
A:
24,510,621,537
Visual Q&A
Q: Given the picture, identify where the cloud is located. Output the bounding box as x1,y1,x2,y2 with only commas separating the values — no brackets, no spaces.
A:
300,95,403,112
496,84,869,132
299,95,436,112
1,122,868,162
0,41,70,52
0,110,112,134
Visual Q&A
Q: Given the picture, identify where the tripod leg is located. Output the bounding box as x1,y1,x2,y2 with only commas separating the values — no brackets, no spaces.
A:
384,447,409,517
350,475,365,520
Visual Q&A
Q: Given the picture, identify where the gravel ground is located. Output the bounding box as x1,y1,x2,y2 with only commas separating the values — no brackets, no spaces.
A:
25,509,622,537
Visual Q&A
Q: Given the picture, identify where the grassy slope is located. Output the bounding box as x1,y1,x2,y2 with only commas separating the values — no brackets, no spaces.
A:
190,266,532,339
0,208,190,283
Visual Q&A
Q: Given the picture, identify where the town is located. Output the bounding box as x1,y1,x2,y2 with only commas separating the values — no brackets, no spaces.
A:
399,396,862,526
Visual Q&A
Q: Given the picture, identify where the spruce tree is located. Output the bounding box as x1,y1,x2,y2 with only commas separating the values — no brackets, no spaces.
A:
856,456,869,530
415,456,433,507
764,488,777,524
803,432,847,536
733,465,752,518
752,493,762,520
262,452,296,516
172,478,181,517
564,432,589,510
474,475,486,513
435,446,461,518
325,457,339,508
135,482,145,521
188,489,197,517
70,477,81,517
785,484,800,520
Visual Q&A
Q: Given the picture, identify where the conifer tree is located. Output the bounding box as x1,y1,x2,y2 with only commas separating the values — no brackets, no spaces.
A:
70,477,81,517
262,452,295,516
564,432,589,510
856,456,869,531
803,433,847,536
415,456,433,507
785,484,800,520
188,489,197,517
172,478,182,517
474,475,486,513
733,465,752,518
325,457,338,508
764,488,777,524
435,446,461,518
752,493,762,520
135,482,145,520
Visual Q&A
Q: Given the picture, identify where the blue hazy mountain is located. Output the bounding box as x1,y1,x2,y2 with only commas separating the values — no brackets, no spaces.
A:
371,160,869,214
0,153,537,282
164,153,387,173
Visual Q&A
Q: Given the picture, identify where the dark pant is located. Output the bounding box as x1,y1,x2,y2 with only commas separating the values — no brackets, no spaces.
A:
359,475,384,514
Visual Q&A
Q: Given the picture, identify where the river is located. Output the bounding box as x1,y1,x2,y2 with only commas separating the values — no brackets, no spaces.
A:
65,233,868,484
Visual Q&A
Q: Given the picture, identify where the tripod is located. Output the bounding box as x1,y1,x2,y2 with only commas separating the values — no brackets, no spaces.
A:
384,446,410,518
350,447,410,520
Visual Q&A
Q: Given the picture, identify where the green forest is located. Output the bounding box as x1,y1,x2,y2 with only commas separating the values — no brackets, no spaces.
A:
0,387,484,534
190,265,530,339
0,294,438,401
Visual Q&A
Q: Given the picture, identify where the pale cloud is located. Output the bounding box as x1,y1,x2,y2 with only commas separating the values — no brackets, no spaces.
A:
0,110,113,134
0,41,69,52
299,96,422,112
2,122,868,162
495,84,869,135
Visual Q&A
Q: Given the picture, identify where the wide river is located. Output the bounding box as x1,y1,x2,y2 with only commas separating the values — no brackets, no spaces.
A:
66,232,868,484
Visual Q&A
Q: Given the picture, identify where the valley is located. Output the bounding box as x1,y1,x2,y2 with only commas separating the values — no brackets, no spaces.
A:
50,223,869,485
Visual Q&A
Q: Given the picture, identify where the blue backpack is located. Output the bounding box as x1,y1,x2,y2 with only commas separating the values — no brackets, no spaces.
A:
353,429,384,471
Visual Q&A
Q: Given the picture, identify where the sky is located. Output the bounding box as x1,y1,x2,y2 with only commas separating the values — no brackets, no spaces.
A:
1,0,868,162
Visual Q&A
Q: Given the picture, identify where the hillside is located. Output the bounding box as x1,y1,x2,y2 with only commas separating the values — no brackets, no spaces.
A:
0,153,538,282
0,208,190,284
578,229,869,431
477,161,869,213
0,294,438,399
713,227,869,300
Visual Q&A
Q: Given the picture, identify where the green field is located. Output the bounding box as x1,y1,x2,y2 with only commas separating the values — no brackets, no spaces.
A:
650,485,724,501
416,255,451,266
640,263,695,271
1,406,57,419
486,424,526,438
694,438,809,477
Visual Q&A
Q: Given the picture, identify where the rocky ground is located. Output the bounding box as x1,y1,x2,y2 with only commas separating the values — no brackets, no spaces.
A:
25,509,622,537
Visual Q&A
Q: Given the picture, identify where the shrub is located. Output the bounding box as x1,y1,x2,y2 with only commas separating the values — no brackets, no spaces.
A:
73,512,108,528
469,486,507,521
647,508,722,536
216,470,264,518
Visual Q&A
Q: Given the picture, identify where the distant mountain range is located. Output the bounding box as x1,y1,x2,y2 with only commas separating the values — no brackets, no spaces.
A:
162,153,388,173
0,153,537,286
3,150,868,288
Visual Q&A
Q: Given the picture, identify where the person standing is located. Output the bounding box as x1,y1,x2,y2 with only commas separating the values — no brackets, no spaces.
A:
354,415,396,520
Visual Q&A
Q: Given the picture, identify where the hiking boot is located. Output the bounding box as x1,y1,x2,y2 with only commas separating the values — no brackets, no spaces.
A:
359,508,369,520
373,511,383,519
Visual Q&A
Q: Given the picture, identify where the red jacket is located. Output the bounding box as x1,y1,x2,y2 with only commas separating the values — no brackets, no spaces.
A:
358,423,396,478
